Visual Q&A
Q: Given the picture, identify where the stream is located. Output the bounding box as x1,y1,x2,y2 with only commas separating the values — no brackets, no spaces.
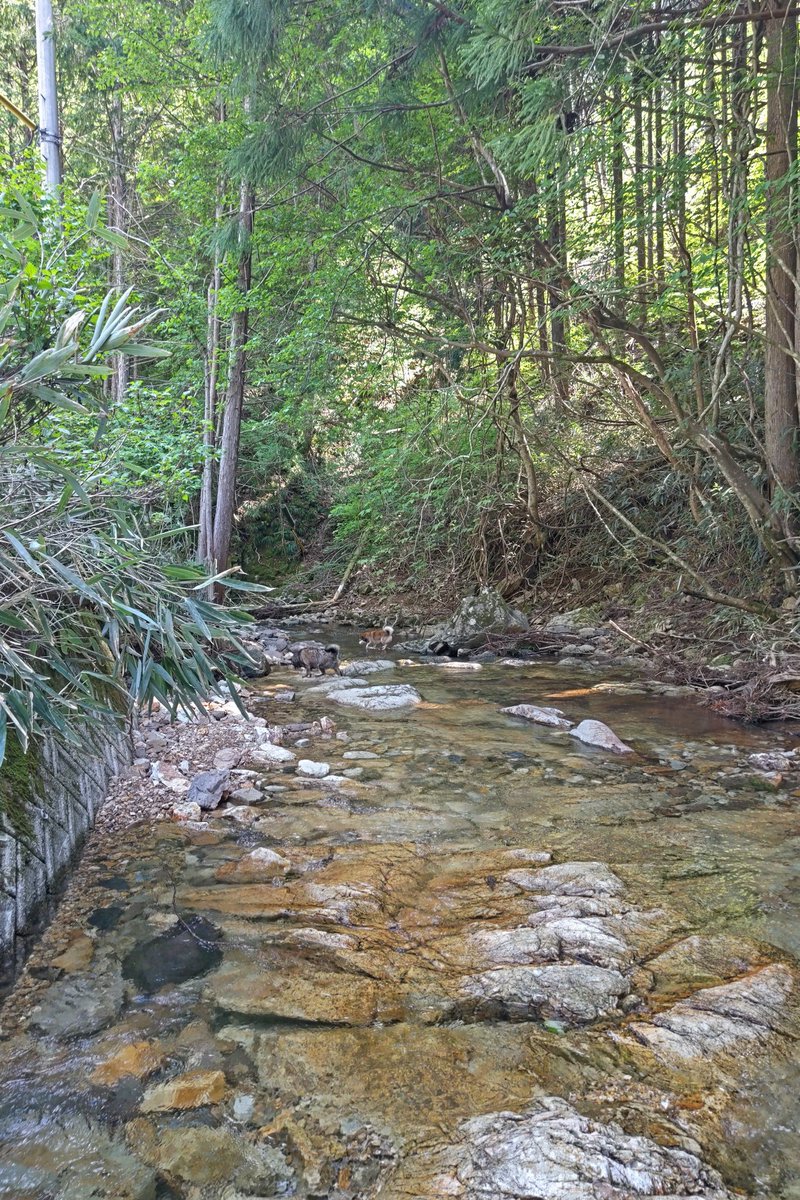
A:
1,627,800,1199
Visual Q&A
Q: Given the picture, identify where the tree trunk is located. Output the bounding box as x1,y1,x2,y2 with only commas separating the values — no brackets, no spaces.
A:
633,84,646,311
199,180,224,567
210,175,255,576
764,5,800,507
612,81,625,303
34,0,61,195
108,92,128,407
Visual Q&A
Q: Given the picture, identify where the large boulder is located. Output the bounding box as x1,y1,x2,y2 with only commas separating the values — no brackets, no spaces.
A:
430,587,528,651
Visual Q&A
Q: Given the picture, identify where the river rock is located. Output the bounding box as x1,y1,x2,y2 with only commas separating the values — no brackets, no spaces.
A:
430,586,529,650
188,768,230,811
340,659,395,676
141,1068,227,1112
342,750,380,760
628,963,793,1061
239,639,271,678
569,719,633,753
297,759,330,777
30,963,124,1039
457,963,629,1024
304,676,369,695
251,741,296,765
385,1096,733,1199
747,750,792,772
197,848,661,1030
324,684,422,711
220,804,259,824
501,704,572,729
91,1040,164,1086
0,1113,156,1200
122,914,223,993
230,785,263,804
504,860,626,897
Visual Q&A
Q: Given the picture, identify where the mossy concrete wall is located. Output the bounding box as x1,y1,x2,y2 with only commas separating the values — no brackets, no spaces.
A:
0,725,130,984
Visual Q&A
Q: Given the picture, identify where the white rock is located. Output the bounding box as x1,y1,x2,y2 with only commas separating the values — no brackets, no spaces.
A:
430,660,483,670
247,847,290,868
252,742,296,765
297,760,330,778
569,719,633,754
151,762,190,794
747,751,791,772
342,750,380,760
325,684,422,711
501,704,573,729
171,801,202,821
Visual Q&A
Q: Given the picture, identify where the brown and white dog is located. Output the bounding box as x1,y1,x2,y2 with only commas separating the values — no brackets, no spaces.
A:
359,624,394,651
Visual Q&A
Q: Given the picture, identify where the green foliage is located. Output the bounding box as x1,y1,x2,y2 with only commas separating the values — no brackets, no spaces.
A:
0,180,255,768
39,382,206,508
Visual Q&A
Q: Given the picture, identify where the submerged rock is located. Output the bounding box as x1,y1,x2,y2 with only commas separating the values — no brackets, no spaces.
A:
304,675,369,695
91,1040,164,1086
385,1096,733,1199
30,963,124,1039
122,915,222,993
0,1112,156,1200
569,719,633,754
501,703,573,729
141,1068,227,1112
325,684,422,711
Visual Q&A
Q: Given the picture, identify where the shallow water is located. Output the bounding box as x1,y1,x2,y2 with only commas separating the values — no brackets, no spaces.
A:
1,630,800,1198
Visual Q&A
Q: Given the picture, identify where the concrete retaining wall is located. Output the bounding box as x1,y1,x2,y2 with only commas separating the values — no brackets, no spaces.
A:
0,725,130,985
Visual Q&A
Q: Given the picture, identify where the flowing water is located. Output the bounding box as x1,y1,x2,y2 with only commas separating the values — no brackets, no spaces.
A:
1,629,800,1198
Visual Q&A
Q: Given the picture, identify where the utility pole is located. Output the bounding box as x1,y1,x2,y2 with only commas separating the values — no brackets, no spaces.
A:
34,0,62,195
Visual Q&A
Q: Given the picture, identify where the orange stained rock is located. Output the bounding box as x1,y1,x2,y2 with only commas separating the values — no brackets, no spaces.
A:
141,1068,227,1112
91,1039,164,1085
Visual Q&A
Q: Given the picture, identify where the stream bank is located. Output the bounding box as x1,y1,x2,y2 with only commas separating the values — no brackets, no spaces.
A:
1,628,800,1198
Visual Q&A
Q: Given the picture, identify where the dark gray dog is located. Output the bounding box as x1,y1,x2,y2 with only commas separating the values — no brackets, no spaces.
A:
288,641,341,677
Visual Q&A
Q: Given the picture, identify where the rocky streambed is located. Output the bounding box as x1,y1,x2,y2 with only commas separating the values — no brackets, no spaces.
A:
1,630,800,1198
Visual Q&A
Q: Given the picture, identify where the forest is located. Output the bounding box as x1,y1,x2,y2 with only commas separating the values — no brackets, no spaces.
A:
2,0,800,756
